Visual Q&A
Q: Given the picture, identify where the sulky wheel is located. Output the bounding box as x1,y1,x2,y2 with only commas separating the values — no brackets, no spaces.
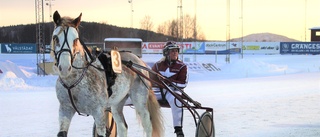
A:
195,111,214,137
93,111,117,137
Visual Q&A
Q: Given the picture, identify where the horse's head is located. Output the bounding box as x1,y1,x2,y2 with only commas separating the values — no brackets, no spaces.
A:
51,11,84,77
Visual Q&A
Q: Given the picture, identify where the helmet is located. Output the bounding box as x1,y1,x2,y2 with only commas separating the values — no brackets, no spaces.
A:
162,41,180,56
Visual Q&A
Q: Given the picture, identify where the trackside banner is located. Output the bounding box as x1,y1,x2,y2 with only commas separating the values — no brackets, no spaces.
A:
280,42,320,54
243,42,280,54
0,43,36,53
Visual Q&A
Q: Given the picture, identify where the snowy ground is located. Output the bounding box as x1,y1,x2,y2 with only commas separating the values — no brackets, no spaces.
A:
0,53,319,137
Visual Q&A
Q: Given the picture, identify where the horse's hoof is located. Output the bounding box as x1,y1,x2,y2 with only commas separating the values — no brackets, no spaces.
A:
57,131,67,137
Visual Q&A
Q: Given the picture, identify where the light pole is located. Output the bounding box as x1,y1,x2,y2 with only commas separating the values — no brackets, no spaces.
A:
240,0,243,59
304,0,307,42
45,0,54,22
226,0,230,63
128,0,133,37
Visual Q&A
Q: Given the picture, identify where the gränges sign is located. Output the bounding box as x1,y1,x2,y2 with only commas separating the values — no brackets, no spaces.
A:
280,42,320,54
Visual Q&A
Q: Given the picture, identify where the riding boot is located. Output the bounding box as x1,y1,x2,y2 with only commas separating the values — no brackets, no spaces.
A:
57,131,67,137
174,126,184,137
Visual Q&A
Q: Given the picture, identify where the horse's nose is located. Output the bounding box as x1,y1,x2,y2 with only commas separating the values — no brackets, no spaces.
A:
59,65,62,72
58,64,72,76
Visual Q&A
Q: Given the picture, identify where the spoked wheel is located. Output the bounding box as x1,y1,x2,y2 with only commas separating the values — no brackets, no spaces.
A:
195,111,214,137
93,111,117,137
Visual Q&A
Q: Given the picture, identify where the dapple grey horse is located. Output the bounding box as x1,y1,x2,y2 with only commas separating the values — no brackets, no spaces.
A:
50,11,163,137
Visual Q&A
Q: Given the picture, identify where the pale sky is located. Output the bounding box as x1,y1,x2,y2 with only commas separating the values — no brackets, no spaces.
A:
1,0,320,41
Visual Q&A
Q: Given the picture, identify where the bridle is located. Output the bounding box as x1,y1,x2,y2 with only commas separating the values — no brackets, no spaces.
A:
52,27,75,67
51,26,104,70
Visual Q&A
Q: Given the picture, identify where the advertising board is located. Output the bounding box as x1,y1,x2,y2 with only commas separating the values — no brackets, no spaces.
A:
0,43,36,53
243,42,280,54
280,42,320,54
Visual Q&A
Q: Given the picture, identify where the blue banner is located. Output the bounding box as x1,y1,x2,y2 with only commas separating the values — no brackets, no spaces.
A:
0,43,36,53
280,42,320,54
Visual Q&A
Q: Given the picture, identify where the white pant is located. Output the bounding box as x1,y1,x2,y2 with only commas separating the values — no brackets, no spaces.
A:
154,88,183,127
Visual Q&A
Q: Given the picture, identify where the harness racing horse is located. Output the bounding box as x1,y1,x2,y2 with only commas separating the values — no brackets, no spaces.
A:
50,11,164,137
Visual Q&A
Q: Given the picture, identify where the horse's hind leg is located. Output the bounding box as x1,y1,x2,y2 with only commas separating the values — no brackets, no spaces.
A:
130,90,153,137
57,105,75,137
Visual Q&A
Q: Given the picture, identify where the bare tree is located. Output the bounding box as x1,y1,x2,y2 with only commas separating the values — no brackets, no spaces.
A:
183,14,194,40
168,20,178,38
140,15,154,32
155,14,206,41
196,28,206,40
139,15,154,41
156,23,167,35
157,19,178,40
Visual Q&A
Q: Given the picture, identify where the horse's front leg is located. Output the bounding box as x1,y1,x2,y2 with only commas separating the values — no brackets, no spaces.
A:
107,96,128,137
57,105,75,137
93,109,108,137
110,105,127,137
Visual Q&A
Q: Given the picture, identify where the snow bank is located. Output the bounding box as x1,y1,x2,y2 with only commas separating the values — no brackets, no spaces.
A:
0,60,56,90
0,61,27,79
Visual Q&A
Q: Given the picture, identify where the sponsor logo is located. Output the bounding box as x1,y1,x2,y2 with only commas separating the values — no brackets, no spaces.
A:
147,42,165,49
291,43,320,49
5,44,12,53
245,45,260,50
231,43,237,47
205,43,226,48
260,46,279,50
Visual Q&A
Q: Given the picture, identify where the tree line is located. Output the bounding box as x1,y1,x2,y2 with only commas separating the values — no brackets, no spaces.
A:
0,14,206,44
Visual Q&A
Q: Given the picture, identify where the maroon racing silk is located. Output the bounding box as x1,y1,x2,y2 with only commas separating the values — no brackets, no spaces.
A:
152,59,188,89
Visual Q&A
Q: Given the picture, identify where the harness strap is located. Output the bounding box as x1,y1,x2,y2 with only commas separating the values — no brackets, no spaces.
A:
59,67,89,116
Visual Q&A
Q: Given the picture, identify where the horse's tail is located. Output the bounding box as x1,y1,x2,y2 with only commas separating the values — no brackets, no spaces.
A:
147,89,164,137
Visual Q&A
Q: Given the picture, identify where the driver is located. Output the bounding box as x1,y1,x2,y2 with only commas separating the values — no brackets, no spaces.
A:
151,41,188,137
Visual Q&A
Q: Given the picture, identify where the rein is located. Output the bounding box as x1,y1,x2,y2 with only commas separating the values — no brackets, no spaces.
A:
122,60,202,108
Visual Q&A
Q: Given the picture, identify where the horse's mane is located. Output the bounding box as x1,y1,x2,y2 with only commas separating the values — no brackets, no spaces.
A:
56,16,79,29
73,39,85,57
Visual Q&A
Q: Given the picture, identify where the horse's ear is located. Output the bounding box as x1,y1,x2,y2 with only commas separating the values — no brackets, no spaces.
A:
53,11,61,25
73,13,82,27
